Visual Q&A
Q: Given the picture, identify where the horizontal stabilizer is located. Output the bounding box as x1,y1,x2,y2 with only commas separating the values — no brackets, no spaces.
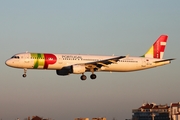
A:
154,58,175,63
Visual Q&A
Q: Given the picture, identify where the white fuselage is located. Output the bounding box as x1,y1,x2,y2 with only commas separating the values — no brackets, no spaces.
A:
5,53,170,72
5,35,173,80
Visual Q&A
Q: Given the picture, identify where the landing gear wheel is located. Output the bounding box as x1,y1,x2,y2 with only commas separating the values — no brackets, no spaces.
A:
22,74,27,78
80,75,87,81
90,74,97,80
23,68,27,78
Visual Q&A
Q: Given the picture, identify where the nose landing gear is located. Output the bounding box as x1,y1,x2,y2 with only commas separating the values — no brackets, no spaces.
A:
22,68,27,78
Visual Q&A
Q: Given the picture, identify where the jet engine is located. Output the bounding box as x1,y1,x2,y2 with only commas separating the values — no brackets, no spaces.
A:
72,64,86,74
56,65,86,76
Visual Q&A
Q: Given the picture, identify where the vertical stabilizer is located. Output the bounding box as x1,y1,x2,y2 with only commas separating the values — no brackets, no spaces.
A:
143,35,168,59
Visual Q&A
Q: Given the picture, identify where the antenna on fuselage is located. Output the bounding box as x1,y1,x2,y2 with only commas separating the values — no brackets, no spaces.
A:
126,54,129,58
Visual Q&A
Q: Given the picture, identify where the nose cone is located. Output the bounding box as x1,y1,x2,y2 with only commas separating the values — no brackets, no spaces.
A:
5,59,19,68
5,59,11,66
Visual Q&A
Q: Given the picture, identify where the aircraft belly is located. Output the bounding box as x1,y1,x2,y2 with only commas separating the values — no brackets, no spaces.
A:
46,64,63,70
21,62,34,69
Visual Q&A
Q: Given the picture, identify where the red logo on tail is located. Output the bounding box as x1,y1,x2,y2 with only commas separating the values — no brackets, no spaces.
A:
153,35,168,59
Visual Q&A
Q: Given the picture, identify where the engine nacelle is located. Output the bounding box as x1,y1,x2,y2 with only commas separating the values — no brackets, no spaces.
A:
56,65,86,76
56,66,72,76
72,64,86,74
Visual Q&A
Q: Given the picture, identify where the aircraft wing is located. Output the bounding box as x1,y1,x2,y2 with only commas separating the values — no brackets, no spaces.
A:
154,58,175,63
83,56,126,70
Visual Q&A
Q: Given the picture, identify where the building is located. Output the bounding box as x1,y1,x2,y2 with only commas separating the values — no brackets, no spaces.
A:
132,103,170,120
32,116,42,120
25,116,50,120
170,102,180,120
92,118,106,120
75,118,106,120
75,118,89,120
174,113,180,120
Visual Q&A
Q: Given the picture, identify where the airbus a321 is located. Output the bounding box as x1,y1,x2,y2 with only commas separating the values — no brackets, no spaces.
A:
5,35,174,80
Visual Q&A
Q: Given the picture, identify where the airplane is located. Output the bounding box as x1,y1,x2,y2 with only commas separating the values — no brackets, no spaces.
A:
5,35,175,80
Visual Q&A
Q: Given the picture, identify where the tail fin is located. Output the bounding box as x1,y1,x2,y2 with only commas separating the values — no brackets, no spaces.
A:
143,35,168,59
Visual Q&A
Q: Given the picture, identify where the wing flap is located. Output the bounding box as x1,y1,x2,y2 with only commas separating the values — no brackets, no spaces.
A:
85,56,126,69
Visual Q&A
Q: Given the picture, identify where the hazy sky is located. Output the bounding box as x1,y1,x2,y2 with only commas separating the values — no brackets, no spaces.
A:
0,0,180,120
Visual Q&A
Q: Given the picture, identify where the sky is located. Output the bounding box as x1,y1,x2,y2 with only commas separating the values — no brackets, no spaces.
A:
0,0,180,120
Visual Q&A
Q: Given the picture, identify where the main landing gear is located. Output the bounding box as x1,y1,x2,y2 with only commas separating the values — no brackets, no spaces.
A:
80,73,97,81
80,74,87,80
22,68,27,78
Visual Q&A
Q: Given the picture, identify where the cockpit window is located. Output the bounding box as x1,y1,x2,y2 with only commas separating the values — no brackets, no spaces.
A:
11,56,20,59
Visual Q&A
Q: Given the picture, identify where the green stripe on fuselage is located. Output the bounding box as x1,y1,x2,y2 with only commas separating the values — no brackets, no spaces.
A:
31,53,45,69
37,53,44,67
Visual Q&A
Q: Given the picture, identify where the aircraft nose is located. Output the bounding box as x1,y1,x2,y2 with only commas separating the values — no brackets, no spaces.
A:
5,59,11,66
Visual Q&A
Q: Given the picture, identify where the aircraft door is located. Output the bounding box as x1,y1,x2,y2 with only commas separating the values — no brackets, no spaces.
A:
141,58,146,67
58,56,64,67
23,53,33,68
141,58,152,67
13,56,20,67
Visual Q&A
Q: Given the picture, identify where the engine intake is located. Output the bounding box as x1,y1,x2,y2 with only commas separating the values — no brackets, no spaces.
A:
56,65,86,76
